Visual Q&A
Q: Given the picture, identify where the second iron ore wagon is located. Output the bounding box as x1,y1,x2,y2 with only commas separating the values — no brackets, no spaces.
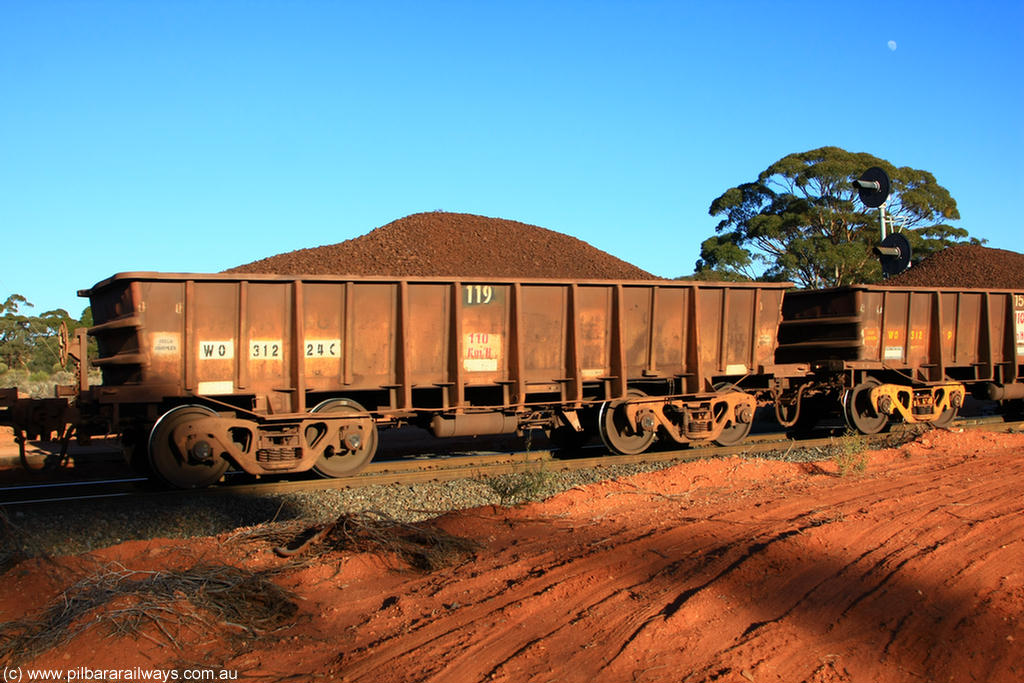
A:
776,284,1024,433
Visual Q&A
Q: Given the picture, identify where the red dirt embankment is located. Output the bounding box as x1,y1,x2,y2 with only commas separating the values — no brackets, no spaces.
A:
3,429,1022,682
227,211,658,280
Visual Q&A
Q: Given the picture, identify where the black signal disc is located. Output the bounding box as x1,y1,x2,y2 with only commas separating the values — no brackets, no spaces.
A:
878,233,912,277
857,167,891,208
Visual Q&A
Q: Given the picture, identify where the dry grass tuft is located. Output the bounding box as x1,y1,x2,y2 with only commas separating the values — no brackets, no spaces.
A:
225,519,308,547
274,511,480,572
0,562,297,666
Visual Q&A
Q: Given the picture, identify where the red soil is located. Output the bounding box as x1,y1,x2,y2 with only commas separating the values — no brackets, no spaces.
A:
2,428,1023,682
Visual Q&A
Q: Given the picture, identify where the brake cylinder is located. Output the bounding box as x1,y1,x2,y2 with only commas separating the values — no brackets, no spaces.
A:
983,383,1024,401
430,413,520,438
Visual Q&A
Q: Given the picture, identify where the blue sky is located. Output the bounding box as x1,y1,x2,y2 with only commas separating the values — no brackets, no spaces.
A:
2,1,1022,317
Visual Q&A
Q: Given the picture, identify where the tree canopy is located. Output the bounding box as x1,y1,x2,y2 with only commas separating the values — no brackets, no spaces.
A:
0,295,91,375
693,147,981,288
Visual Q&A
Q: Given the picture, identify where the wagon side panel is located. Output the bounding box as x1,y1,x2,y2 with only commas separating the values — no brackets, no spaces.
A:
650,287,685,378
693,285,780,385
575,285,613,382
301,282,346,393
620,286,652,381
518,284,566,387
459,283,511,387
406,283,450,386
346,282,397,388
137,280,184,392
754,287,786,370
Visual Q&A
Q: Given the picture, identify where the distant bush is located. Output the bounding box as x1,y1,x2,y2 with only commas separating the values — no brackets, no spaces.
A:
1,293,94,375
0,369,93,398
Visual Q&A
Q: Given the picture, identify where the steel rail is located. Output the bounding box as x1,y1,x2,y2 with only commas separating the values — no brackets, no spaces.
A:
2,416,1021,507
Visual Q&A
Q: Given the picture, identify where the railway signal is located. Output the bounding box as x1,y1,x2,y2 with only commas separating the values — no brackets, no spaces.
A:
854,166,911,277
853,166,890,208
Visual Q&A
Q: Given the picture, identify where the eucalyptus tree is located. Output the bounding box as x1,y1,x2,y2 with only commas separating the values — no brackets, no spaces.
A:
694,147,979,288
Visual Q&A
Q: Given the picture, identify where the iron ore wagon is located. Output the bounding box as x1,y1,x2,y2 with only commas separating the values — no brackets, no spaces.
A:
777,284,1024,433
68,272,802,487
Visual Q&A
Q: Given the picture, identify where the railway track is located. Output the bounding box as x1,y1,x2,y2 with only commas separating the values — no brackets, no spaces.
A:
2,416,1021,507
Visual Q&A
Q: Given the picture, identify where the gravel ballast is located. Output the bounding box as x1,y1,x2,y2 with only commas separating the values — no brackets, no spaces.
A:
3,434,852,559
4,461,681,558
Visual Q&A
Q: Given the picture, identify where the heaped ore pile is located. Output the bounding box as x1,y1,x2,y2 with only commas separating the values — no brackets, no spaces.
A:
887,243,1024,288
228,212,657,280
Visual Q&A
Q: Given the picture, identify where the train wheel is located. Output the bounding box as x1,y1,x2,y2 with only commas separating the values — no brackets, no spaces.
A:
713,382,753,447
148,405,230,488
843,378,888,435
309,398,378,478
598,390,657,455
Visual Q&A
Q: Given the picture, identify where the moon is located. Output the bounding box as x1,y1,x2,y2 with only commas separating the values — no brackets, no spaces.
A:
887,40,898,51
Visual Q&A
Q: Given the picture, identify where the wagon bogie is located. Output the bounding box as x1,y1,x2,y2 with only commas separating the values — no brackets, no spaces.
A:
868,382,964,426
144,401,381,481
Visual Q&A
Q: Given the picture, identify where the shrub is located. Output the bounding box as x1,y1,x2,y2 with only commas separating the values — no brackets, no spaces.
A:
479,466,555,506
829,430,869,476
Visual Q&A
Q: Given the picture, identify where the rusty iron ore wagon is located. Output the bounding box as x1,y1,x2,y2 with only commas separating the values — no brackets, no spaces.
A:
777,285,1024,434
34,272,803,487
